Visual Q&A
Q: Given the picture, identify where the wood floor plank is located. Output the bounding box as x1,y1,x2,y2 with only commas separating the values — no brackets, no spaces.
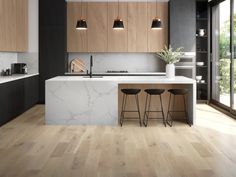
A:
0,104,236,177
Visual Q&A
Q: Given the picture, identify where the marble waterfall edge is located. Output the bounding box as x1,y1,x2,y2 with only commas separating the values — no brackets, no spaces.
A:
46,80,118,125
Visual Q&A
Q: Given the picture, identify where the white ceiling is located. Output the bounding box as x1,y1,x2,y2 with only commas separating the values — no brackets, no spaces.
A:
66,0,169,2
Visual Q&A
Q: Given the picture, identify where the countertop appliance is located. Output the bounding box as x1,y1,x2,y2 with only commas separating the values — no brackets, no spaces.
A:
11,63,27,74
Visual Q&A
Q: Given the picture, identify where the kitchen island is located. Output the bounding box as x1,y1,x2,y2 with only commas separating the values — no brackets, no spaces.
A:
46,76,196,125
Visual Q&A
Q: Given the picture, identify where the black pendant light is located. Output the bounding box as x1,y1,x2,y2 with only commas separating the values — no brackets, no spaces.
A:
76,19,87,30
151,0,162,29
113,0,124,30
76,0,87,30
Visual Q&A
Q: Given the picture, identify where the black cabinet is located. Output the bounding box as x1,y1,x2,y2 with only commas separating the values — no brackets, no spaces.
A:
24,76,39,110
39,0,67,103
169,0,196,52
0,75,39,126
195,1,210,102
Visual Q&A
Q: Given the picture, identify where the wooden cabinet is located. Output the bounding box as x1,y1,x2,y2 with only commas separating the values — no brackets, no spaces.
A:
88,2,108,52
67,2,88,52
16,0,28,52
128,2,148,52
148,2,168,52
0,0,28,52
108,2,128,52
67,2,168,53
0,0,17,51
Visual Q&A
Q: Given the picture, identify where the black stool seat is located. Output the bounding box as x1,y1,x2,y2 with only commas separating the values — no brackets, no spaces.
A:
143,88,166,127
120,88,142,126
166,89,191,127
145,89,165,95
121,89,141,95
168,89,188,95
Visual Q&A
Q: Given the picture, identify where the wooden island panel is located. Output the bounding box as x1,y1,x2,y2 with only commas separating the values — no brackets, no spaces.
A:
118,84,192,124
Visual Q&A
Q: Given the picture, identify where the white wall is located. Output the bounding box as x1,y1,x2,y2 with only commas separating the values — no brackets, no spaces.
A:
0,53,17,72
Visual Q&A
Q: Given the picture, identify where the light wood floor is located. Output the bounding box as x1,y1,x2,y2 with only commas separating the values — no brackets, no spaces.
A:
0,105,236,177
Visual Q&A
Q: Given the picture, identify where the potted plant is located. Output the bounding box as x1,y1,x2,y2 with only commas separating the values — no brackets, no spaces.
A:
156,45,183,78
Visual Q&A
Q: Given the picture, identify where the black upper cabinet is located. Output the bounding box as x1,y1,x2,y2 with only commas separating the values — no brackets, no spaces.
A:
169,0,196,52
39,0,66,26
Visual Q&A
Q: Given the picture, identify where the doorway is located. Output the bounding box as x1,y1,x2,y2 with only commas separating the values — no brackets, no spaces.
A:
211,0,236,115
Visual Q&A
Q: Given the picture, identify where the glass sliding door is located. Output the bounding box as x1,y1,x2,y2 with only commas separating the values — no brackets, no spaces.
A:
212,0,231,108
233,1,236,111
211,0,236,114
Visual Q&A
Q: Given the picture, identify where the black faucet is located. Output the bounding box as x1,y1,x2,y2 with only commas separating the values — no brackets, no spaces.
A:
89,55,93,78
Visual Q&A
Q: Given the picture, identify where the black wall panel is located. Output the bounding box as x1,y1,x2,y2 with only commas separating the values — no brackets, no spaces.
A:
39,0,67,103
39,0,66,26
169,0,196,52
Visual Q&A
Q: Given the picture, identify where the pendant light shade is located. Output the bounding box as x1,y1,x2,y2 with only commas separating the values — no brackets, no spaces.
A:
151,0,162,29
151,18,162,29
76,19,87,30
76,0,87,30
113,18,124,29
113,0,124,30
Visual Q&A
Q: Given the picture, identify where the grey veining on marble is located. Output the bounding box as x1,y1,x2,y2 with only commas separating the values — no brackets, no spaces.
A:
46,76,196,125
68,53,165,73
0,52,17,72
46,80,118,125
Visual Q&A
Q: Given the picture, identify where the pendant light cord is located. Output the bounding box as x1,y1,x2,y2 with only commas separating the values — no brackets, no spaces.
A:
156,0,157,18
118,0,120,18
81,0,83,18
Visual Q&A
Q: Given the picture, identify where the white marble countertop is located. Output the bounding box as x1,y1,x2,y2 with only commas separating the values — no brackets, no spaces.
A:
64,72,166,76
0,73,39,84
47,76,196,84
46,75,196,125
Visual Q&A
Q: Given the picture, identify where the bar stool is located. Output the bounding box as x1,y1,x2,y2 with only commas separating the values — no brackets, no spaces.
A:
143,89,166,127
166,89,191,127
120,89,142,126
